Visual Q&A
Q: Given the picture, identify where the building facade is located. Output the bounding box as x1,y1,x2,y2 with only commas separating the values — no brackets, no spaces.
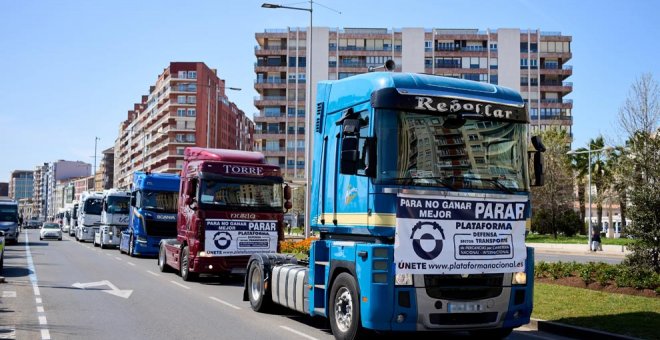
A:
114,62,254,189
8,170,34,200
46,160,91,219
32,163,48,220
254,27,573,179
0,182,8,198
95,147,115,191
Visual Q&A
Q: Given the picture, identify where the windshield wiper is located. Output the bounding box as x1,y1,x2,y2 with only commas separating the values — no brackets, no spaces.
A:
386,177,457,191
445,176,515,194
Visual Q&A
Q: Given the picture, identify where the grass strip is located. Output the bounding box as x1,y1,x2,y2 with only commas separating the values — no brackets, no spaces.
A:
533,283,660,339
527,234,633,245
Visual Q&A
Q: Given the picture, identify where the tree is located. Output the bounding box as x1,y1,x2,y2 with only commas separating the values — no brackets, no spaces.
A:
530,128,574,238
617,73,660,273
587,136,610,231
569,148,589,233
605,145,629,232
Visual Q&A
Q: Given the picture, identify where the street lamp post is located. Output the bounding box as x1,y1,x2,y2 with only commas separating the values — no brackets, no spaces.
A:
262,1,313,238
198,83,241,149
567,145,613,250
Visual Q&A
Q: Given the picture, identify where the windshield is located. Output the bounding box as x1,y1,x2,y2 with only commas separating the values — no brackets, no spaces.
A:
106,196,130,214
43,223,60,229
139,191,178,213
200,179,283,210
0,205,18,222
83,198,103,215
375,110,529,192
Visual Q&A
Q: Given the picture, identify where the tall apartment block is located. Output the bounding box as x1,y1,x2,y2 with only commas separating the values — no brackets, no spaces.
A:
254,27,573,179
46,160,91,220
32,163,48,220
114,62,254,189
9,170,33,200
95,147,115,191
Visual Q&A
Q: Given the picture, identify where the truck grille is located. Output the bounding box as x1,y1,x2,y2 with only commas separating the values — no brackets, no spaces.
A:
145,220,177,237
424,274,503,300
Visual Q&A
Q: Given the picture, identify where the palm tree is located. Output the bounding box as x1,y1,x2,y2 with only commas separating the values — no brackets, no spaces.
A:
606,145,629,232
570,148,589,233
588,136,611,231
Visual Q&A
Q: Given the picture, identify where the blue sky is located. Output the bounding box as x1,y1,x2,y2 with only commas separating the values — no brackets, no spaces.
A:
1,0,659,182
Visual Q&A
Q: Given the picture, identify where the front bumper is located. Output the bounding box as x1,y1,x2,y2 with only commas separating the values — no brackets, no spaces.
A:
192,255,249,274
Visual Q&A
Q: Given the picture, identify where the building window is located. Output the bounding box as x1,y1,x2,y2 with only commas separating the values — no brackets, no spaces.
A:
186,134,195,142
187,71,197,79
187,96,196,104
177,96,186,104
177,108,186,116
187,108,196,117
424,40,433,52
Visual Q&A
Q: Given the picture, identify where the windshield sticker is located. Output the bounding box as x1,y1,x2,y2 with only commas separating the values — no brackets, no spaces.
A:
394,194,527,274
204,219,278,256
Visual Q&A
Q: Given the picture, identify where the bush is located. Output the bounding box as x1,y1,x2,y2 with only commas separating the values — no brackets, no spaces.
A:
595,264,617,286
579,262,597,286
531,208,581,237
280,237,317,255
535,261,550,278
548,261,571,280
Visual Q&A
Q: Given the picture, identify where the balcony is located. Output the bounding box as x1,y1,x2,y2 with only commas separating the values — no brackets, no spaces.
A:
255,45,287,56
254,78,287,90
254,95,287,107
529,115,573,123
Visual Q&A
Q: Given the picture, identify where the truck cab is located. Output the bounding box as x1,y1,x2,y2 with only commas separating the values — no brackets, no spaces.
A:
75,192,103,242
69,202,79,236
244,71,544,340
158,148,286,281
120,171,180,257
0,200,20,244
95,189,131,248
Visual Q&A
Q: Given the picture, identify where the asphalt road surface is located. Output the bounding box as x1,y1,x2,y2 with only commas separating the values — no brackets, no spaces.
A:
0,229,575,340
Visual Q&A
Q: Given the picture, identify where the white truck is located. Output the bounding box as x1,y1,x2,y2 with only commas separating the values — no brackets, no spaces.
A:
69,202,80,237
76,192,103,242
94,189,130,249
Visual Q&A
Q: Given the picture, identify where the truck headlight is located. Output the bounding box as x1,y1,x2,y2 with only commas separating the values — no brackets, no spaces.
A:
512,272,527,285
395,273,413,286
82,227,87,233
198,251,212,257
108,232,113,236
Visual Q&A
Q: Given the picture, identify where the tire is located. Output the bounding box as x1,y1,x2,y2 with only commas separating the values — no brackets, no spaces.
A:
158,245,172,273
180,246,197,282
58,237,62,241
94,238,99,247
128,234,135,257
469,328,513,339
100,242,106,249
247,261,271,312
329,273,362,340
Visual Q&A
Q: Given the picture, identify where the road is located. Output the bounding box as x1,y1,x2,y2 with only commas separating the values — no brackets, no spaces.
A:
0,229,574,340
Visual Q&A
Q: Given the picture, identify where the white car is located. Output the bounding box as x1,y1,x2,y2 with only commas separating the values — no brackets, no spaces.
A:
40,223,62,241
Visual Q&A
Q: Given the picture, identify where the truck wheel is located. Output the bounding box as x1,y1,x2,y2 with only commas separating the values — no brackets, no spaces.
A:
158,245,172,273
128,235,135,257
329,273,362,340
180,246,197,281
247,261,271,312
469,327,513,339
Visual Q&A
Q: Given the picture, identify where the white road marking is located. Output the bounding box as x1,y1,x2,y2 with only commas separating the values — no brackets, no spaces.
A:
41,329,51,340
209,296,241,310
279,326,319,340
33,284,40,296
114,256,122,261
37,306,45,313
169,281,191,290
38,316,47,325
25,232,51,337
1,291,16,298
36,297,42,304
127,262,136,266
106,253,112,256
147,270,160,277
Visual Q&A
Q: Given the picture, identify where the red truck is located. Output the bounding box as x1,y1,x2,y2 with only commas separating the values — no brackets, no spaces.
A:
158,147,290,281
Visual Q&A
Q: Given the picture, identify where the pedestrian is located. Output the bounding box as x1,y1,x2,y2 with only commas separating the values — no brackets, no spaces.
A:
286,222,291,235
591,230,602,252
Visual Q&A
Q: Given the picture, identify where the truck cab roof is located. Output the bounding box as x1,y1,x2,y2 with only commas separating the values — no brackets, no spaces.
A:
184,147,266,163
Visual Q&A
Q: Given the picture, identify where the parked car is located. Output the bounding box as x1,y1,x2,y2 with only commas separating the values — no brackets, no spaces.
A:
40,223,62,241
26,219,42,229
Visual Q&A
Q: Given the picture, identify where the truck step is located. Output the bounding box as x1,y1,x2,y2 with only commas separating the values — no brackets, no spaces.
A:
315,261,329,266
313,284,326,289
313,307,326,316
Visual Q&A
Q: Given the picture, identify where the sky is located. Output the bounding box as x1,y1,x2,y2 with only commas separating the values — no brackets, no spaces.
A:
1,0,659,182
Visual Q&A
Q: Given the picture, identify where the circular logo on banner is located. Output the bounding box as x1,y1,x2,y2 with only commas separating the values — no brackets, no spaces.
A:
213,231,232,250
410,221,445,260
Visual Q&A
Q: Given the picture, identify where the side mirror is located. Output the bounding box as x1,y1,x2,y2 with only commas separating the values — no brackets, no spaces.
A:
130,194,136,207
530,136,545,187
284,201,293,211
283,184,292,201
0,230,5,237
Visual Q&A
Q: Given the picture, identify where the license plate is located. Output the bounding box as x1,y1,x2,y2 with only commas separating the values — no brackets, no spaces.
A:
448,302,483,313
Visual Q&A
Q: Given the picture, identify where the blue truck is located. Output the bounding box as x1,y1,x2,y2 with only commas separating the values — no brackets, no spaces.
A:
120,171,180,257
244,69,545,339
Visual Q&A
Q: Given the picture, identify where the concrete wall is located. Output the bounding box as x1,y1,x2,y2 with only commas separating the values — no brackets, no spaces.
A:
402,28,425,73
496,28,521,92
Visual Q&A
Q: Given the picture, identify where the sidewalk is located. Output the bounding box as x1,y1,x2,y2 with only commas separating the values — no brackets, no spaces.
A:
529,242,630,257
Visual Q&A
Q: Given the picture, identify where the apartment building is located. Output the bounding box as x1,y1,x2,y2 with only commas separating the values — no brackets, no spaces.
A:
32,163,48,220
46,160,91,219
114,62,254,189
8,170,33,200
0,182,8,198
95,147,115,191
254,27,573,179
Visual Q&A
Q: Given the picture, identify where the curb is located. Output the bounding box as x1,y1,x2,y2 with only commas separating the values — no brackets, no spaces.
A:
529,318,641,340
